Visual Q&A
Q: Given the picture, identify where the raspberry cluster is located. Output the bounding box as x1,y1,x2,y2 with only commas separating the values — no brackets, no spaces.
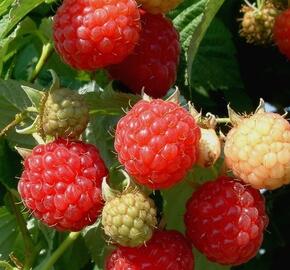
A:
14,0,290,269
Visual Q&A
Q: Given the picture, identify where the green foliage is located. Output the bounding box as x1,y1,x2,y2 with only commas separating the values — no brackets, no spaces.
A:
0,0,288,270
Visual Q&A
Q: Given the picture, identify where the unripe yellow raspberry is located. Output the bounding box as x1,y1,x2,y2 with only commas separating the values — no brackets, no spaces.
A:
137,0,182,14
41,88,89,138
239,1,280,45
224,112,290,190
102,190,157,247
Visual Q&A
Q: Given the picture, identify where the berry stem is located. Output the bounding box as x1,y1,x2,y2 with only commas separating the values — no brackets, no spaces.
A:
42,232,81,270
7,192,37,270
0,261,15,270
0,112,27,137
29,42,53,83
215,117,230,124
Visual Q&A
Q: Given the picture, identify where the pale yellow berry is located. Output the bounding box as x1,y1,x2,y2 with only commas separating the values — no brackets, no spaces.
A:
225,112,290,190
197,128,221,167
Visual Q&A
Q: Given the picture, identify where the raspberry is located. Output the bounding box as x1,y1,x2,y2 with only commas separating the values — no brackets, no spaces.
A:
18,139,108,231
107,12,180,98
53,0,141,70
106,230,194,270
274,8,290,59
136,0,182,14
114,98,201,189
102,190,157,247
197,128,221,167
239,1,279,45
184,176,268,266
224,112,290,190
41,88,89,138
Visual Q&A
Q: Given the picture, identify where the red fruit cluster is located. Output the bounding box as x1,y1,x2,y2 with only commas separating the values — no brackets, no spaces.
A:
18,139,108,231
53,0,141,70
114,99,201,189
185,176,268,265
106,230,194,270
108,12,180,98
274,9,290,59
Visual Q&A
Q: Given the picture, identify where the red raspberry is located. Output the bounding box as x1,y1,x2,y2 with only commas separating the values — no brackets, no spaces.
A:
114,99,201,189
107,12,180,98
106,230,194,270
274,8,290,59
53,0,141,70
18,139,108,231
184,176,268,266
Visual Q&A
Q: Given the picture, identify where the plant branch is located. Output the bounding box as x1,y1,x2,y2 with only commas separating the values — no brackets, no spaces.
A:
42,232,81,270
29,42,53,83
0,261,15,270
7,192,37,270
215,117,230,124
0,112,27,137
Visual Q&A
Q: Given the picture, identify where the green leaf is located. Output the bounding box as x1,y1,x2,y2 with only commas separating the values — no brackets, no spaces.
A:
162,180,194,233
0,79,39,147
83,83,140,116
0,0,14,17
191,19,241,90
162,160,224,233
0,206,19,260
21,86,44,109
195,250,230,270
0,17,37,76
0,0,47,39
84,115,118,168
82,222,109,269
186,0,225,83
0,139,21,190
55,236,91,270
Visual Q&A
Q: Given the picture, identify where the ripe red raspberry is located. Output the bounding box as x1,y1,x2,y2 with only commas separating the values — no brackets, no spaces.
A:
136,0,182,14
107,12,180,98
105,230,194,270
53,0,141,70
114,99,201,189
18,139,108,231
184,176,268,266
274,8,290,59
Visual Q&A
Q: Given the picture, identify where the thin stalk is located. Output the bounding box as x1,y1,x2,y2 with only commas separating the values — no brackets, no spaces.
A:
42,232,81,270
29,42,53,83
0,261,15,270
0,112,27,137
215,117,230,124
7,192,37,270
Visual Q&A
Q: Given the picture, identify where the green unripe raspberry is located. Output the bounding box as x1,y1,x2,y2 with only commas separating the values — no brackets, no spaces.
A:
41,88,89,138
102,191,157,247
